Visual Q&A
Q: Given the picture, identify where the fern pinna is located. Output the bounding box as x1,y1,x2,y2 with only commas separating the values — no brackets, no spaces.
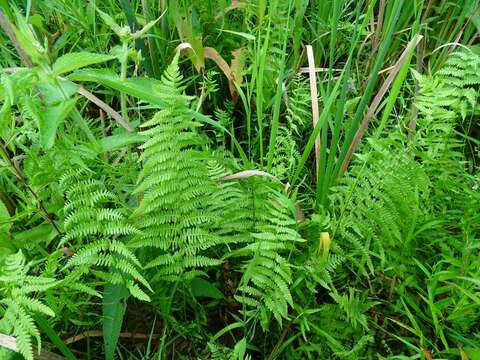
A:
0,251,56,360
60,169,151,301
131,54,223,280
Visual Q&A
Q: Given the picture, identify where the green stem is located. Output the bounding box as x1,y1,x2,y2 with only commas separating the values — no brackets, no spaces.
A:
120,42,129,121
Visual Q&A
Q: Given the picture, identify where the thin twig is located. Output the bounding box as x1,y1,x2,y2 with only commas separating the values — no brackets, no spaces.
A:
63,330,160,345
0,10,33,67
266,321,292,360
77,86,134,132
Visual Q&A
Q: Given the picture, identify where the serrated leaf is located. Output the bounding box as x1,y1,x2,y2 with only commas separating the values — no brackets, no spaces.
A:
39,98,77,149
68,69,166,107
53,52,115,75
190,278,224,299
100,133,148,152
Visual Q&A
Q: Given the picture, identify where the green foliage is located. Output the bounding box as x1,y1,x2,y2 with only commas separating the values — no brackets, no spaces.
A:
208,162,304,325
331,139,431,274
0,251,56,360
131,55,223,280
0,1,479,359
414,49,480,122
60,169,151,301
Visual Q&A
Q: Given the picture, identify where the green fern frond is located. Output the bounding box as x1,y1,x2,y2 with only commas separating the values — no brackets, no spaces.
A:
0,251,56,360
212,165,304,325
60,169,150,301
132,55,224,280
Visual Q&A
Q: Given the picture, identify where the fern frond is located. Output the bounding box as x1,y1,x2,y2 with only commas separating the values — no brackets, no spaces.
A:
60,169,150,301
132,55,224,280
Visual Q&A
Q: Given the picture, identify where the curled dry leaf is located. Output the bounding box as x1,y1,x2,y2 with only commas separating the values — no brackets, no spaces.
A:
219,169,280,183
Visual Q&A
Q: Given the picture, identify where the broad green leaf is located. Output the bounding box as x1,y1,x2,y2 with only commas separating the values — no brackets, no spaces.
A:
471,12,480,33
53,52,115,75
37,79,79,104
100,133,148,152
103,282,128,360
96,7,126,38
28,14,49,35
190,278,224,299
68,69,166,107
464,348,480,359
39,98,77,149
13,223,56,245
0,199,10,232
11,8,49,65
0,199,14,259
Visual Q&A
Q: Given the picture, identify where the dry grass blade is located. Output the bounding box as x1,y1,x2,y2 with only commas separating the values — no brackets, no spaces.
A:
306,45,320,176
63,330,160,345
176,42,195,53
0,333,66,360
339,34,423,176
371,0,386,55
230,48,246,100
409,37,425,136
0,333,17,352
298,67,342,73
77,86,134,132
214,0,246,20
204,47,234,82
0,10,33,67
219,170,280,183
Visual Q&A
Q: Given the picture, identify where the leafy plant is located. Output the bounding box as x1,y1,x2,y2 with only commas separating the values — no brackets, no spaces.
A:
0,251,57,360
0,1,479,359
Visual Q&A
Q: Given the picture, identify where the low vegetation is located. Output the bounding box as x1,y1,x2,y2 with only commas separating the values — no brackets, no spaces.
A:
0,1,479,359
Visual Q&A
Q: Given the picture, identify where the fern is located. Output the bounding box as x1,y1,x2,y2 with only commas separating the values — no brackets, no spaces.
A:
60,169,151,301
330,139,430,275
131,54,223,281
414,49,480,120
0,251,57,360
286,74,311,137
209,161,304,325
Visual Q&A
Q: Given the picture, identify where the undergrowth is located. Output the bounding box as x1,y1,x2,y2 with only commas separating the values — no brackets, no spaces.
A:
0,1,479,359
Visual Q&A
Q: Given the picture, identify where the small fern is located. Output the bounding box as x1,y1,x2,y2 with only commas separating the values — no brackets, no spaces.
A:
0,251,57,360
330,139,430,275
286,74,311,136
209,162,304,325
414,48,479,123
60,169,151,301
